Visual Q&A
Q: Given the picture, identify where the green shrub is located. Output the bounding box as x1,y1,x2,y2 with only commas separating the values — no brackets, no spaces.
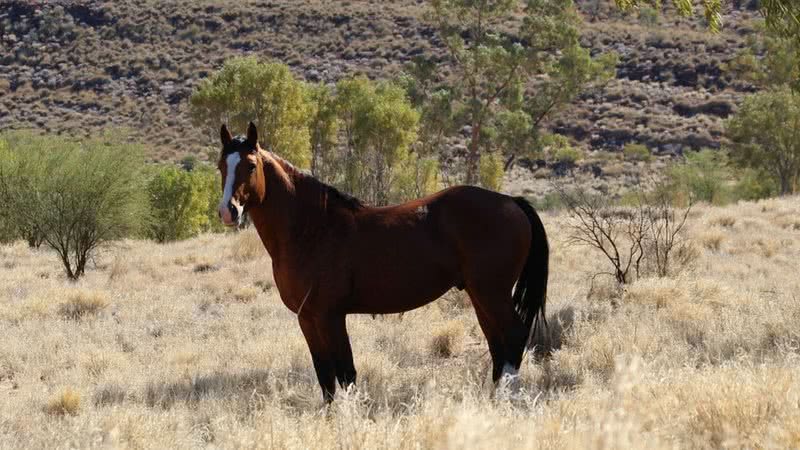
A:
638,5,659,26
333,76,423,205
478,152,504,191
733,168,778,201
554,146,583,165
532,192,565,211
668,149,731,205
727,87,800,195
0,131,148,279
190,57,312,168
145,165,222,242
623,143,652,162
392,152,440,202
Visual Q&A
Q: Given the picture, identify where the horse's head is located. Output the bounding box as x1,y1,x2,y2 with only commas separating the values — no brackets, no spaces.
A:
217,122,266,227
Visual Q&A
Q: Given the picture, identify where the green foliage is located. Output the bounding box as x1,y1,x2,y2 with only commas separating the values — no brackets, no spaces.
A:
759,0,800,39
428,0,615,183
668,149,731,205
0,131,148,279
616,0,800,36
397,57,458,158
615,0,722,31
727,21,800,91
478,152,505,191
726,87,800,195
0,131,46,246
190,57,312,167
307,83,340,182
525,45,617,146
335,76,422,205
623,143,652,162
733,168,778,201
145,165,223,243
194,59,436,206
392,152,441,201
554,146,583,165
638,5,659,26
531,192,565,211
0,139,17,244
544,134,582,164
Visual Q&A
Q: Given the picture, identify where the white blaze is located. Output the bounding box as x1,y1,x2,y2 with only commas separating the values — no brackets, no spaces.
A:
219,152,242,225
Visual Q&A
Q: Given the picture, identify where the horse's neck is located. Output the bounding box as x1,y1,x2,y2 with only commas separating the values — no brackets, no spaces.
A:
249,155,299,261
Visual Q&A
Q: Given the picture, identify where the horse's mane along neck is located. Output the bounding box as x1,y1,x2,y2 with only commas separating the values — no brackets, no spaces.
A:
267,152,363,212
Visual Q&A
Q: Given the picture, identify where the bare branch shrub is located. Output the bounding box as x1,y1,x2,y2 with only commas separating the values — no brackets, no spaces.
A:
556,182,693,287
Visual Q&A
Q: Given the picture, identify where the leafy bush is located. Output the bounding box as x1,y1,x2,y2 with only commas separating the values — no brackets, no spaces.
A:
668,149,731,205
727,87,800,195
194,60,437,206
623,143,652,162
532,192,565,211
554,145,583,165
0,132,45,247
190,57,312,168
0,131,148,279
478,152,505,191
392,152,441,201
543,134,583,166
145,165,223,242
638,5,659,26
733,168,778,201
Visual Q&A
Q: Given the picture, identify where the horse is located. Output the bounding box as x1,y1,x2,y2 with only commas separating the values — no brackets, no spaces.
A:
216,122,549,403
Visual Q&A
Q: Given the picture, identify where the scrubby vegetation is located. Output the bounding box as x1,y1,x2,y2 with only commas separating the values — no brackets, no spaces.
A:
1,0,800,447
146,165,223,243
0,0,768,194
0,131,148,279
1,198,799,447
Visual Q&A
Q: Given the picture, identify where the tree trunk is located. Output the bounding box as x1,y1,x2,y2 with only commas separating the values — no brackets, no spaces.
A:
466,124,482,185
504,154,516,172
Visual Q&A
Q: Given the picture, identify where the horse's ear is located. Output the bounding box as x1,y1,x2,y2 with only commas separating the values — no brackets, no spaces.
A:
246,121,258,149
220,124,232,147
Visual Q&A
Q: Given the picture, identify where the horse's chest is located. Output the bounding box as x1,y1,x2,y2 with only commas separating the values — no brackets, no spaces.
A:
272,263,302,313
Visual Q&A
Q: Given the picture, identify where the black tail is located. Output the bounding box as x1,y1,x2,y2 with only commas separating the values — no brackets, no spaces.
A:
511,197,549,343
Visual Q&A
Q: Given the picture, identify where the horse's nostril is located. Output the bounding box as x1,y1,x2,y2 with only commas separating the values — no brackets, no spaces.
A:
228,204,239,222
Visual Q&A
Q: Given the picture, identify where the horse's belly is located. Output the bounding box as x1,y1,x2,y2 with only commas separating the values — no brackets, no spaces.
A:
349,261,455,314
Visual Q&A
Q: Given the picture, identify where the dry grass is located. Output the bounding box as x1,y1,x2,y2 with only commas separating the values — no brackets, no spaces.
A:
1,198,800,448
57,290,109,320
44,388,81,417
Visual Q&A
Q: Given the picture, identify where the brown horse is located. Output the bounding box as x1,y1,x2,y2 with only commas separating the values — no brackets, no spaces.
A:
217,122,549,402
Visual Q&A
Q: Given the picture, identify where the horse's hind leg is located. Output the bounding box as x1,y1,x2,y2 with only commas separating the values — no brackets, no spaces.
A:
329,315,357,390
467,286,529,385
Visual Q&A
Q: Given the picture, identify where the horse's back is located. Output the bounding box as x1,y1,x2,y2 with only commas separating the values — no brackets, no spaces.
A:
343,186,531,313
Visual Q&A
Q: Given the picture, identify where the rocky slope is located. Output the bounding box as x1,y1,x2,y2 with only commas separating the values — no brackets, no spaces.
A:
0,0,761,164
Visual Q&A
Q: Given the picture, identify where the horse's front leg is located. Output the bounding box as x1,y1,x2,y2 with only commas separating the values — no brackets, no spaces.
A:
298,314,356,403
298,315,336,403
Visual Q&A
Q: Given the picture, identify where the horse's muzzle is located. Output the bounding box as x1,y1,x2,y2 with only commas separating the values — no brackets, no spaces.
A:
219,201,242,227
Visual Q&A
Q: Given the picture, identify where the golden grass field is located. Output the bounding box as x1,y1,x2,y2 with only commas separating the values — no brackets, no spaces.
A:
1,196,799,449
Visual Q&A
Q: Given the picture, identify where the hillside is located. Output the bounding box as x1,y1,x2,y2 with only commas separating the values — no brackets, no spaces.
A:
1,0,762,160
1,196,799,447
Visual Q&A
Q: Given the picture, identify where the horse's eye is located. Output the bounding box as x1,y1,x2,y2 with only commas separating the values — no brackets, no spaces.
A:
248,163,257,173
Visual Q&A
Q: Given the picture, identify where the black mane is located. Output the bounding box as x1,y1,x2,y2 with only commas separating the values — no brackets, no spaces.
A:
267,151,365,211
302,172,365,211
